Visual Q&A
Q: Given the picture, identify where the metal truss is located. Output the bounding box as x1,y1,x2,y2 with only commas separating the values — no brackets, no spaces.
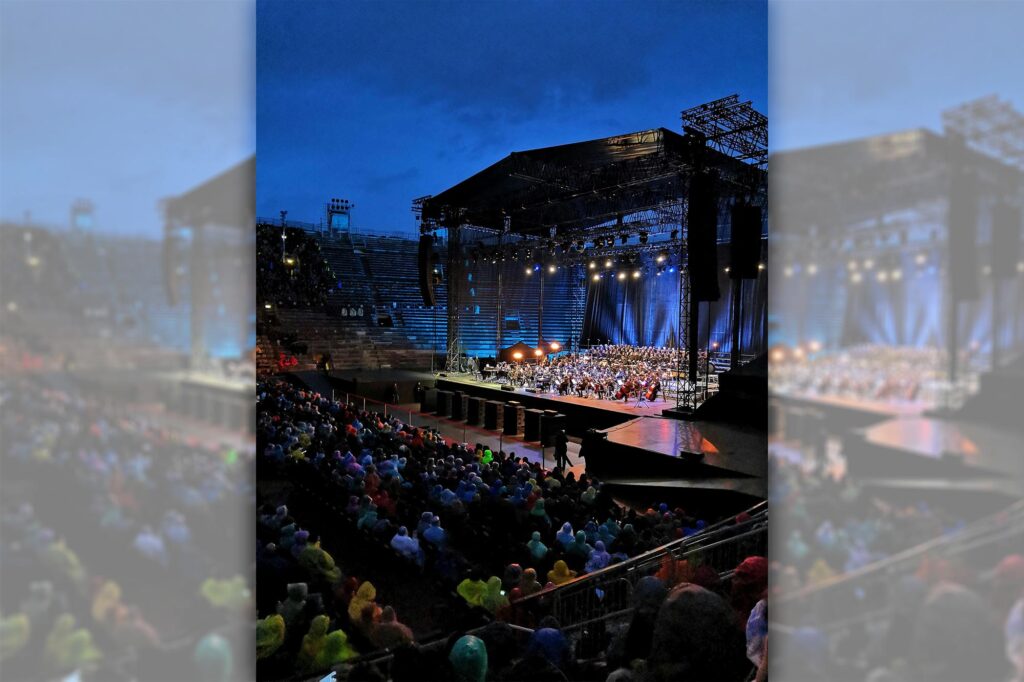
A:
445,223,463,372
570,264,587,353
942,95,1024,171
681,94,768,170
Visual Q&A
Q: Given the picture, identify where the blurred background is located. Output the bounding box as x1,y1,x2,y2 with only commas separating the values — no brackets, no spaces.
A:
1,1,255,681
769,2,1024,681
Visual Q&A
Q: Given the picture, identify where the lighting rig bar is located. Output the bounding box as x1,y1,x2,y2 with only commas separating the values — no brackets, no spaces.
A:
942,95,1024,171
680,94,768,170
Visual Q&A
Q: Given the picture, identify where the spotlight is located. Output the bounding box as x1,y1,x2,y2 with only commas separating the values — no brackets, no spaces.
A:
806,263,818,275
915,252,927,266
548,264,556,273
632,270,641,279
549,341,560,351
589,261,597,269
617,272,626,280
851,272,863,283
534,348,544,357
891,268,902,280
847,260,858,271
863,258,874,270
512,351,523,360
783,266,794,278
808,340,823,353
1018,261,1024,273
982,265,992,276
264,303,273,309
668,266,676,273
710,341,719,349
724,266,731,273
593,273,601,281
525,267,532,275
876,270,888,282
656,253,666,264
605,259,613,268
757,263,765,271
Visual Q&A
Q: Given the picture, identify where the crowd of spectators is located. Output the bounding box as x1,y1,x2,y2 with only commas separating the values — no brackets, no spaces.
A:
256,377,771,680
0,374,253,681
257,225,334,308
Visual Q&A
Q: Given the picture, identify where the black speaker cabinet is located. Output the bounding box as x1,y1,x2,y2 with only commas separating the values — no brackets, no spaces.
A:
484,400,504,431
466,396,484,426
541,412,567,446
524,409,544,442
503,402,524,436
421,388,438,413
435,390,453,417
451,391,467,420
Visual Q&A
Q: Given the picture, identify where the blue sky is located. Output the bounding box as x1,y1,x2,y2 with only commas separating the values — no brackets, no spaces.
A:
257,0,768,232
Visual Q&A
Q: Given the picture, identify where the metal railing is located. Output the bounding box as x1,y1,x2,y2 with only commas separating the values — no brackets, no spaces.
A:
513,502,767,626
773,499,1024,632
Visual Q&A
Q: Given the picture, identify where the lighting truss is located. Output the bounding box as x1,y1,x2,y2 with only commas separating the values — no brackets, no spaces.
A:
942,95,1024,171
680,94,768,171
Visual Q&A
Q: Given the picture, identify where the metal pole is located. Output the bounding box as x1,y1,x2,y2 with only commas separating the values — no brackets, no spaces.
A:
730,277,742,370
538,267,544,346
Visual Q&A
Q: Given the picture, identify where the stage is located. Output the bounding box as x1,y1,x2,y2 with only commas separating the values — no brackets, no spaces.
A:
434,373,672,437
583,416,767,512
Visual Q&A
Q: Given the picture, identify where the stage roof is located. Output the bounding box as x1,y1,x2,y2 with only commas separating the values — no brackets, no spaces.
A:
422,127,762,237
164,156,254,229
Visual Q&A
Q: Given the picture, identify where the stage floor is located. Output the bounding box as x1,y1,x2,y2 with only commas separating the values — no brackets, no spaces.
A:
602,416,767,480
438,374,670,417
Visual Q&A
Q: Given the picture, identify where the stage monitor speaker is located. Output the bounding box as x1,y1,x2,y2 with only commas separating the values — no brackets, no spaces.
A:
948,165,979,301
730,202,762,279
418,234,436,306
686,171,721,301
992,200,1021,280
500,385,515,392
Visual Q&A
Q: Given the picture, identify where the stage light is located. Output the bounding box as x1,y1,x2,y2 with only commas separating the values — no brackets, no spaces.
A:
915,252,928,266
724,266,731,273
757,263,765,271
512,351,523,360
770,348,786,362
7,301,18,312
891,268,902,280
982,265,992,276
589,261,596,269
550,341,560,351
1018,261,1024,273
656,253,666,264
548,265,556,274
656,271,662,276
668,266,676,273
863,258,874,270
876,270,888,282
632,270,641,279
783,266,794,277
534,348,544,357
851,272,863,283
808,339,822,353
283,256,296,266
792,346,806,359
806,263,818,275
25,255,41,268
593,273,601,281
605,259,613,268
848,260,858,271
525,267,532,275
710,341,719,349
264,303,273,309
617,272,626,280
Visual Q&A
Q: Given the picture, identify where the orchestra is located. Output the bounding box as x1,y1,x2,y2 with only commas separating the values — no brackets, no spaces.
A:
480,344,714,403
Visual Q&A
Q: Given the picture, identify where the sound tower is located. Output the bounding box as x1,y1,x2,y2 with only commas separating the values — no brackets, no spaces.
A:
992,200,1021,280
948,165,979,301
729,202,762,280
418,234,436,306
687,171,721,302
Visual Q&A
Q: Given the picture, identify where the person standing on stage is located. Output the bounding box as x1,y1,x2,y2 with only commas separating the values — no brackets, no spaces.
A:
554,429,570,470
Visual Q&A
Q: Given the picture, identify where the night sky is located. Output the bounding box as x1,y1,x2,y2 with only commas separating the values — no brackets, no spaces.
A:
257,0,768,233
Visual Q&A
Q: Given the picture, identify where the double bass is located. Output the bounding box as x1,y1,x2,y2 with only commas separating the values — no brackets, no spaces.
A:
645,378,660,402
